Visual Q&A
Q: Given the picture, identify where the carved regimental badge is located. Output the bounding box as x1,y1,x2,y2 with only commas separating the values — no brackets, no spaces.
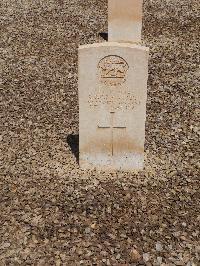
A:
98,55,129,86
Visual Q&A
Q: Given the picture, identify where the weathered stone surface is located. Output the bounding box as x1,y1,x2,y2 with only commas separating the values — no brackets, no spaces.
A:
108,0,143,43
79,42,149,171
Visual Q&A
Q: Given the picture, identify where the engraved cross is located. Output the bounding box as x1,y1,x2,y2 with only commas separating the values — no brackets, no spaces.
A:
98,112,126,156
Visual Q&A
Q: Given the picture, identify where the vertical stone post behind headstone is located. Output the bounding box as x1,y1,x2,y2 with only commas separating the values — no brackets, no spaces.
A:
108,0,143,43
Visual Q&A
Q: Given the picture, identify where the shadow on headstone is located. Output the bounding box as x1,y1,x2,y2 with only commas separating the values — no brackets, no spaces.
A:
67,134,79,164
99,32,108,41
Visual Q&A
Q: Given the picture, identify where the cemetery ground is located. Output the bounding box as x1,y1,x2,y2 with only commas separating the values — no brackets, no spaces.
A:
0,0,199,265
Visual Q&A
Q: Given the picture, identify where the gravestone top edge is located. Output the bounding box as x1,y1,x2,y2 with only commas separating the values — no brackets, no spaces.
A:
79,42,149,52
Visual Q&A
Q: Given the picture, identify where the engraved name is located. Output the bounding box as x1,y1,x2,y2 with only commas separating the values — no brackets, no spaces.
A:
88,92,140,111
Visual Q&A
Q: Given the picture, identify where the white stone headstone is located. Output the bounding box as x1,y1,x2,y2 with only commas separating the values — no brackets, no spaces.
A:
79,42,149,171
108,0,143,43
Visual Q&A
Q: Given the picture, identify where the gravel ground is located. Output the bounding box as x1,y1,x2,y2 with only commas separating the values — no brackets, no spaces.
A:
0,0,199,265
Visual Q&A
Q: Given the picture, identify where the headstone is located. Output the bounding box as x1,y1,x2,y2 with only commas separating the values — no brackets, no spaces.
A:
79,42,149,171
108,0,143,43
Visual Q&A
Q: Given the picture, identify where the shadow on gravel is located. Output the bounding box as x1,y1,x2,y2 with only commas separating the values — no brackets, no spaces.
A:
99,32,108,41
67,134,79,164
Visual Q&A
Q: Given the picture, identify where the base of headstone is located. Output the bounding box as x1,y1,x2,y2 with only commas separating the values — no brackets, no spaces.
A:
79,42,149,171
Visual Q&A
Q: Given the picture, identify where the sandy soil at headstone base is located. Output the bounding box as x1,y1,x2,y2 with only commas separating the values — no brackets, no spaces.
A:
0,0,199,265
